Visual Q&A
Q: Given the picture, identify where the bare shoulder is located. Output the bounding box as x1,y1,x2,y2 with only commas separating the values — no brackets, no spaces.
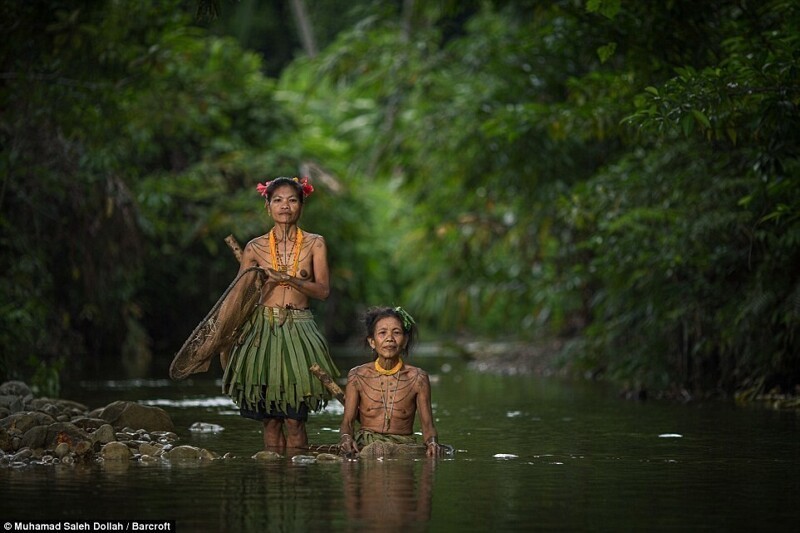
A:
302,232,326,247
347,363,373,390
245,234,268,250
241,235,269,264
351,362,374,376
403,363,428,379
402,363,426,375
348,363,374,379
402,364,429,383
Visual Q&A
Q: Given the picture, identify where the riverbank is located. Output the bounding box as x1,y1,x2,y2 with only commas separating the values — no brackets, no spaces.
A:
455,337,800,411
458,338,568,377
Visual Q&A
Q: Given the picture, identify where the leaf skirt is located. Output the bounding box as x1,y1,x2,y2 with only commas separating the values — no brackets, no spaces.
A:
222,306,340,414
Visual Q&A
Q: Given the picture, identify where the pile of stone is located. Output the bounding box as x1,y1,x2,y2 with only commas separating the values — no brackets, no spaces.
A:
0,380,222,468
1,380,441,466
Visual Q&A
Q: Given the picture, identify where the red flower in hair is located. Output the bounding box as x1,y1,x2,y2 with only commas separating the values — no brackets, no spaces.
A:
256,181,271,197
256,177,314,203
297,176,314,198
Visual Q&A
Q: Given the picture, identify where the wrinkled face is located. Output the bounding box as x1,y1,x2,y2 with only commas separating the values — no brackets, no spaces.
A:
368,316,407,359
268,184,302,224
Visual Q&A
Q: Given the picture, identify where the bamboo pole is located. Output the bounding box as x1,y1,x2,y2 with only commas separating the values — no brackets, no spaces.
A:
224,234,243,262
310,363,345,405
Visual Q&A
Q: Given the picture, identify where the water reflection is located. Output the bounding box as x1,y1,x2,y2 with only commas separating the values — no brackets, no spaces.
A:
342,460,434,531
3,359,798,531
218,460,342,531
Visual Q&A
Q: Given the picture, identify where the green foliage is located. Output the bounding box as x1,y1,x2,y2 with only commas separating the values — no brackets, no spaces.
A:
1,0,181,380
1,0,389,383
29,356,65,398
611,0,800,391
2,0,798,396
271,0,799,394
586,0,621,20
0,2,276,378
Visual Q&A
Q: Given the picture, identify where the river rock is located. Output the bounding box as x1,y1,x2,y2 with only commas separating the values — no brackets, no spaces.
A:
20,425,48,449
71,417,109,431
0,381,33,398
73,439,94,457
315,453,342,463
0,411,56,433
96,401,174,432
0,426,11,452
54,442,70,459
102,441,132,460
0,395,23,413
12,447,33,462
91,424,117,445
167,445,203,460
28,397,88,417
29,400,60,418
138,442,162,456
45,422,90,450
252,450,282,461
0,381,246,469
56,398,90,414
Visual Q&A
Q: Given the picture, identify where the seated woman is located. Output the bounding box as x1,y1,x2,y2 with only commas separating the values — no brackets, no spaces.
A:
338,306,445,458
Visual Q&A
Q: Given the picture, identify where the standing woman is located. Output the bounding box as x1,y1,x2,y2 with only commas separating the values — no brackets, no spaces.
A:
222,176,339,451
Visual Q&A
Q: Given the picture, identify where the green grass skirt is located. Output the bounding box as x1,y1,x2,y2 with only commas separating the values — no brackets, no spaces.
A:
355,429,418,446
222,306,340,414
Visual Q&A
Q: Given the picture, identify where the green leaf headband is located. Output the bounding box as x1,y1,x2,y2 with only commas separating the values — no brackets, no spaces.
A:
394,306,416,331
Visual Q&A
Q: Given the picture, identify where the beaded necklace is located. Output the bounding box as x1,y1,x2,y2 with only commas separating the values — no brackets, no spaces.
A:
374,358,403,376
269,228,303,286
380,372,402,430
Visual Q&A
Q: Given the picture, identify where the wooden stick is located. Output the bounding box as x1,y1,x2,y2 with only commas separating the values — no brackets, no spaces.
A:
225,234,243,262
310,363,345,405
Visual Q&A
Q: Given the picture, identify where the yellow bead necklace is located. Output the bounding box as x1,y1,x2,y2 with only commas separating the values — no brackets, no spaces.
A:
374,358,404,376
269,228,303,285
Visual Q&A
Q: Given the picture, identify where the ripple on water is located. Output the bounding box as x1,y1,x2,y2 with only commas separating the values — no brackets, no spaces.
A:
142,397,235,408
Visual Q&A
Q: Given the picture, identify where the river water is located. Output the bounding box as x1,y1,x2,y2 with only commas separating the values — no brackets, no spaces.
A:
1,355,798,531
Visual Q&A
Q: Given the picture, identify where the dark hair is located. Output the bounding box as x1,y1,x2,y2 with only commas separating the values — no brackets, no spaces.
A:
363,306,416,357
266,177,305,205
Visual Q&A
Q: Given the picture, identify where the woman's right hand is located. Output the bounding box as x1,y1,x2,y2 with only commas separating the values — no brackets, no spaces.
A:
339,433,358,458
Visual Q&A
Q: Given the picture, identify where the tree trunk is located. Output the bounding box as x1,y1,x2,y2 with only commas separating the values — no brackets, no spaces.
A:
289,0,317,57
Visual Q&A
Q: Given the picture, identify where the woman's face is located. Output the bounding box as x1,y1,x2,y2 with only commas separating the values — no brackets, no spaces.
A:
368,316,407,359
268,185,302,224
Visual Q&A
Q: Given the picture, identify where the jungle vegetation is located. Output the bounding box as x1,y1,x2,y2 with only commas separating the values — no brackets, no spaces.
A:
1,0,798,400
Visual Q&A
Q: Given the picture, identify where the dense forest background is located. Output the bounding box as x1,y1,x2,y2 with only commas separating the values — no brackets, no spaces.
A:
1,0,798,400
